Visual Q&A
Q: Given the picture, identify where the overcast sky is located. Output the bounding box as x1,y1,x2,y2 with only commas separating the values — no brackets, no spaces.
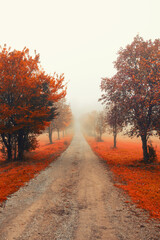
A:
0,0,160,117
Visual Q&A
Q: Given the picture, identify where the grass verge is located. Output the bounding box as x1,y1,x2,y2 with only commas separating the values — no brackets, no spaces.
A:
86,136,160,220
0,135,73,203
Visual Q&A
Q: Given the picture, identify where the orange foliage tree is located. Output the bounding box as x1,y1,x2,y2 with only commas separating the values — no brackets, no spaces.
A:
0,46,66,161
100,35,160,163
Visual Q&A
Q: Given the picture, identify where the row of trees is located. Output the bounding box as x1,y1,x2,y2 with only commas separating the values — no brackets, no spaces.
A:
0,45,67,162
99,35,160,163
80,108,123,149
47,98,72,144
80,111,106,142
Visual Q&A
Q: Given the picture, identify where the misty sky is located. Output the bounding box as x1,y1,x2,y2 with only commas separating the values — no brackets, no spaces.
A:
0,0,160,117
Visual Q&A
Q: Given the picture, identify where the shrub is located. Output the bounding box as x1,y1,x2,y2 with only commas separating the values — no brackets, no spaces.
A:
148,141,157,163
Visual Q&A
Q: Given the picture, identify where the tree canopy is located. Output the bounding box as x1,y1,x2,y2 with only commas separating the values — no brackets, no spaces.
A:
0,46,66,161
100,35,160,162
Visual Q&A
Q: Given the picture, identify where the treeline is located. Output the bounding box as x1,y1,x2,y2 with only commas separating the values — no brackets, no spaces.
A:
80,111,106,142
82,35,160,164
81,109,121,149
0,45,71,162
47,98,73,143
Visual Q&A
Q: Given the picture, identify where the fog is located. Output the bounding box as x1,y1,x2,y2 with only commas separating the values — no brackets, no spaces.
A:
0,0,159,118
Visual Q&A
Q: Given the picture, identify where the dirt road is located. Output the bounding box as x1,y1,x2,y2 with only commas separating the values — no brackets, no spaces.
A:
0,130,159,240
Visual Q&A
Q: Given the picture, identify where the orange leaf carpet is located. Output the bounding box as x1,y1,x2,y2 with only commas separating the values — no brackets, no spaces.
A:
86,136,160,220
0,135,73,203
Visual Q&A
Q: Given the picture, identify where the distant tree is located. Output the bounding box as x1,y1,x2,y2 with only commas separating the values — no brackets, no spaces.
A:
95,111,106,141
106,104,123,148
48,124,54,144
80,111,97,137
80,110,106,141
99,75,124,148
0,46,66,161
100,35,160,163
48,99,72,143
60,101,72,137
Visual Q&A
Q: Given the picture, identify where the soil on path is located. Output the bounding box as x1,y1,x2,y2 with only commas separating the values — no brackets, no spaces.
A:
0,130,159,240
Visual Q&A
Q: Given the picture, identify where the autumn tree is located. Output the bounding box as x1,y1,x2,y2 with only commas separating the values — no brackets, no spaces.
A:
105,104,123,148
95,111,106,142
48,99,72,143
80,110,106,141
100,75,124,148
100,35,160,163
0,46,66,161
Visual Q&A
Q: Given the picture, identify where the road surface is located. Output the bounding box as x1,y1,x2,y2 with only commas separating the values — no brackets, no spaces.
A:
0,130,159,240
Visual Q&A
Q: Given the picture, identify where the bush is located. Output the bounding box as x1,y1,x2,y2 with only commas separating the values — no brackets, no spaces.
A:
147,141,157,163
95,136,103,142
64,140,68,145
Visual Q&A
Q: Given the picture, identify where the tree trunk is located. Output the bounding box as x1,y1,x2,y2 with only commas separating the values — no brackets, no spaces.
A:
99,132,102,141
17,132,25,161
113,133,117,148
113,124,117,148
14,139,17,160
49,129,53,144
7,145,12,162
1,133,13,162
17,149,24,161
57,129,60,140
141,134,149,163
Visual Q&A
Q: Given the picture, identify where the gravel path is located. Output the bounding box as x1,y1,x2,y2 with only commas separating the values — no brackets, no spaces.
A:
0,130,159,240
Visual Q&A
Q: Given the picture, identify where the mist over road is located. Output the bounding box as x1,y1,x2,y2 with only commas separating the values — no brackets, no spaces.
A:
0,129,159,240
